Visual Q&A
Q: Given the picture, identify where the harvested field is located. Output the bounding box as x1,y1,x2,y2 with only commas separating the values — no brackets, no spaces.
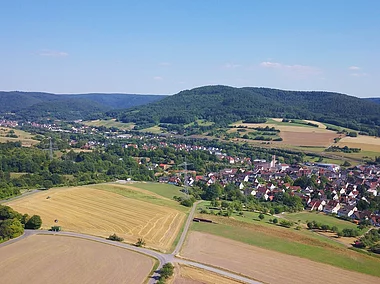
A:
232,120,339,147
5,186,185,252
337,136,380,152
280,131,338,146
0,235,154,284
182,232,380,284
174,264,243,284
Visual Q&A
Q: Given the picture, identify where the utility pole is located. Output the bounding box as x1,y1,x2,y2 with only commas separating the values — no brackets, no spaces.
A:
43,137,57,160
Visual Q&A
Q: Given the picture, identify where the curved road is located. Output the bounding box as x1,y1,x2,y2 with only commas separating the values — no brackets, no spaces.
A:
0,201,261,284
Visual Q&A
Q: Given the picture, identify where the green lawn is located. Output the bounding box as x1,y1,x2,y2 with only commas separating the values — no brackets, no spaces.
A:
191,221,380,277
139,125,163,133
130,182,187,199
283,211,364,233
82,119,135,130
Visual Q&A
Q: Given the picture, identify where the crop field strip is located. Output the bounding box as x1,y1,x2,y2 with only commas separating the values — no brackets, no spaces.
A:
174,264,245,284
6,186,185,252
190,214,380,277
182,231,380,284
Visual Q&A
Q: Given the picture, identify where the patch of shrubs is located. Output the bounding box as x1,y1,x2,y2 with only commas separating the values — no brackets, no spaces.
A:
107,233,124,242
157,263,174,283
279,220,294,228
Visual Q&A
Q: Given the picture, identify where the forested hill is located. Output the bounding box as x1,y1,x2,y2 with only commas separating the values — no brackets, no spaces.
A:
366,98,380,104
116,85,380,136
0,91,165,121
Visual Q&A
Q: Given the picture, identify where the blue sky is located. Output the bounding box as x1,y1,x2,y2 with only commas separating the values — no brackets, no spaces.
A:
1,0,379,97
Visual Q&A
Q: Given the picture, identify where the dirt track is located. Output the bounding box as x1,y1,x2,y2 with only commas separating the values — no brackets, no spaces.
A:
0,235,154,284
181,232,380,284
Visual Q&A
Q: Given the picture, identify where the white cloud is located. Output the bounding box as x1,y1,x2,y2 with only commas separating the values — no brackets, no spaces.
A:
260,61,320,75
349,66,360,70
223,62,242,69
37,49,68,57
153,76,163,80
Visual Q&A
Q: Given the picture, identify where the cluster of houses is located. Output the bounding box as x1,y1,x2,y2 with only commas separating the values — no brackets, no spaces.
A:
161,156,380,227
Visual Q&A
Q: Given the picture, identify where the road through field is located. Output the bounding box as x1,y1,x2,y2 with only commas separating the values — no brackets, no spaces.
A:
0,229,260,284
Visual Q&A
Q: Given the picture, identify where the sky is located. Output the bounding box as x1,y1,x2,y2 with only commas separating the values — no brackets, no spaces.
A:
1,0,379,97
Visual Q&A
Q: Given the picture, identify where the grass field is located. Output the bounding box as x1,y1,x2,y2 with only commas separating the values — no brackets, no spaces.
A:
5,184,186,252
128,182,187,200
182,231,380,284
0,127,38,146
283,211,363,232
0,235,154,284
189,215,380,277
82,119,135,130
174,264,244,284
140,125,163,133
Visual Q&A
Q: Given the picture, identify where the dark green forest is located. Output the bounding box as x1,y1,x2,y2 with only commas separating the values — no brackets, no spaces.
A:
116,85,380,136
0,91,165,121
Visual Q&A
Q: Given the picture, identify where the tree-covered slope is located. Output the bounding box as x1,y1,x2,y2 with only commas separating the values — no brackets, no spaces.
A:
116,85,380,135
65,93,165,109
366,98,380,104
0,91,165,121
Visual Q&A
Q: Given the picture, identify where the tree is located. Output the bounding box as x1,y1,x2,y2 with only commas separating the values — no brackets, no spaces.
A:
159,263,174,280
273,218,278,224
135,238,146,247
258,213,265,220
25,215,42,229
0,218,24,240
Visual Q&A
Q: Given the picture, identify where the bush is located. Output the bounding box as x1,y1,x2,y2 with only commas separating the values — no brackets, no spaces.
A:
159,263,174,280
25,215,42,230
258,213,265,220
273,218,278,224
135,238,146,247
107,233,124,242
279,220,294,228
342,228,359,237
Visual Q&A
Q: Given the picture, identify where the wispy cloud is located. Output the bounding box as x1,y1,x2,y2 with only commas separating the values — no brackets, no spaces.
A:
153,76,163,81
349,66,368,77
159,62,171,66
260,61,320,75
37,49,68,57
222,62,242,69
350,72,368,77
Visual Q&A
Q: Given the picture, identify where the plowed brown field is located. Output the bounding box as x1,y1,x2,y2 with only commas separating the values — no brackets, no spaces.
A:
6,186,185,252
0,235,154,284
181,232,380,284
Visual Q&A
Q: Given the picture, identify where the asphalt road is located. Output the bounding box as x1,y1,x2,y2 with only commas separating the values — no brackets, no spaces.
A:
0,202,261,284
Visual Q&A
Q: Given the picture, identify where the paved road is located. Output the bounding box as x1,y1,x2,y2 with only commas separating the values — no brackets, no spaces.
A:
0,201,261,284
172,200,201,256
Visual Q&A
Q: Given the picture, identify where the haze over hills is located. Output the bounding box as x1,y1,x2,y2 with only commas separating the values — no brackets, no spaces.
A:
116,85,380,136
0,91,166,121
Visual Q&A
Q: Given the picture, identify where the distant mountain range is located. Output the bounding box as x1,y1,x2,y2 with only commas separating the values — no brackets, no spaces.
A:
1,88,379,135
0,91,166,121
116,85,380,136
